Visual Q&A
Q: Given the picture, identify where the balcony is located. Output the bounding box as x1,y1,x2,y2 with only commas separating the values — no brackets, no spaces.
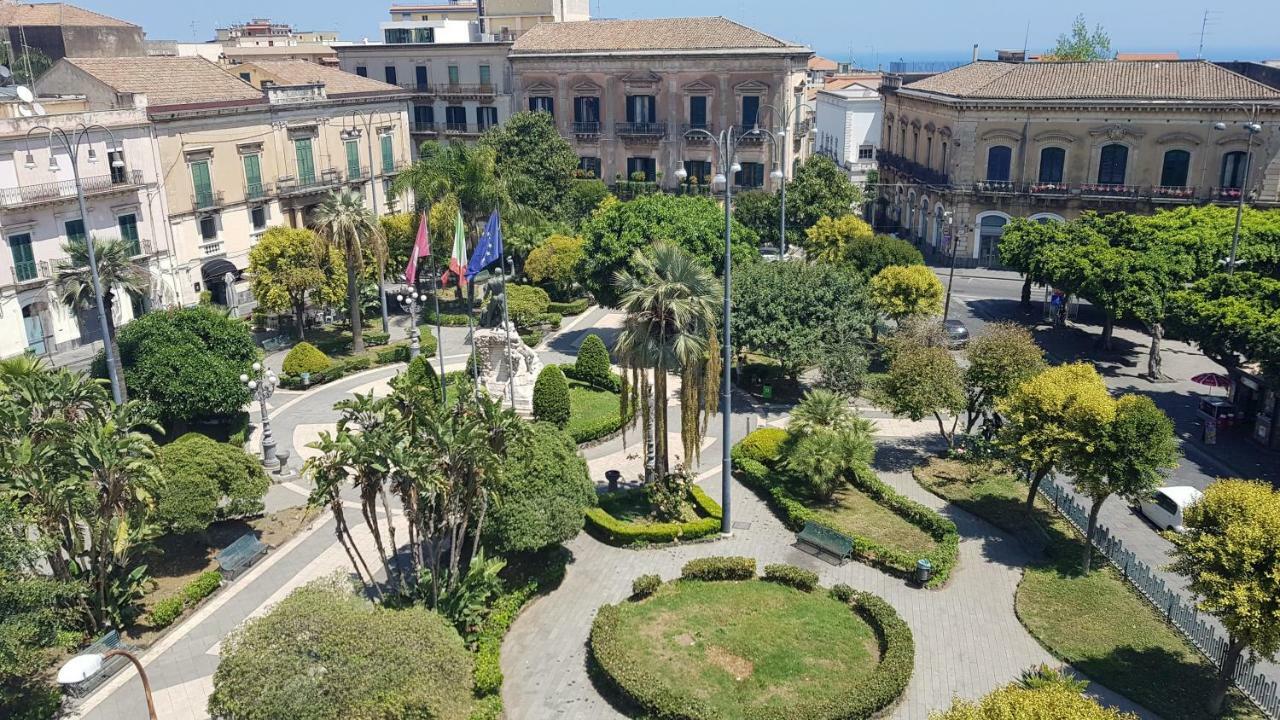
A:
735,127,766,145
193,189,225,212
411,121,438,134
572,121,601,138
199,240,224,257
398,82,435,95
616,122,667,141
681,123,715,141
0,170,145,209
1151,185,1198,203
277,168,344,196
437,84,496,99
128,236,160,259
1078,183,1141,199
5,259,51,288
443,122,484,137
880,150,950,187
1027,182,1072,197
245,181,274,201
1212,186,1245,203
347,166,371,182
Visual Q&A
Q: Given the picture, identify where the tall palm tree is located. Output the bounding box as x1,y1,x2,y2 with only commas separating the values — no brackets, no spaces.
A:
311,190,385,354
393,141,513,228
56,236,147,401
613,243,719,479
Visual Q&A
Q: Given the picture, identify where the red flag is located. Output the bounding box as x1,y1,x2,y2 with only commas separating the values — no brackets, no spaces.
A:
405,211,431,285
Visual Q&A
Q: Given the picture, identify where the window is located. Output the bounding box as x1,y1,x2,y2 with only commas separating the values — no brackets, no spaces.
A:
899,127,906,155
683,159,712,184
413,27,434,43
199,216,217,241
117,214,140,256
239,72,251,82
941,141,948,169
1161,150,1191,187
345,139,361,179
925,136,932,167
741,95,760,128
1097,144,1128,185
573,96,599,123
689,96,708,128
735,162,765,188
384,66,397,85
251,206,267,231
626,157,656,182
978,215,1008,267
108,150,126,183
380,134,394,174
578,156,601,178
479,64,491,87
858,145,874,160
415,65,428,89
355,65,367,77
476,106,498,130
8,233,35,282
243,153,263,198
384,28,411,43
445,106,466,130
447,65,460,85
1221,151,1248,189
626,95,656,124
413,104,434,128
986,145,1012,182
528,96,553,115
1038,147,1066,183
191,159,213,207
912,131,919,161
294,138,315,185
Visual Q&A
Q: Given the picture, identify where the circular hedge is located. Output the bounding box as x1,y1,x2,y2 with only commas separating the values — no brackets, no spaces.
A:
590,566,913,720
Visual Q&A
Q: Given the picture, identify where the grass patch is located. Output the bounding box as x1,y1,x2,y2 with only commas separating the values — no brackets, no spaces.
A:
584,487,722,545
566,380,621,442
913,458,1265,720
807,484,938,558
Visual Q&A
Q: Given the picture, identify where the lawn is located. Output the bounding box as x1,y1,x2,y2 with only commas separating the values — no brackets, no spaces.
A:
598,488,700,525
914,458,1266,720
807,484,938,558
565,379,624,444
594,580,881,718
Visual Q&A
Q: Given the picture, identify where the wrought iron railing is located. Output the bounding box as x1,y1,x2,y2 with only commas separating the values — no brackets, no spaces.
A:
194,189,224,211
615,122,667,138
437,83,496,97
880,150,949,186
411,121,438,133
572,121,601,136
0,170,144,206
277,168,344,194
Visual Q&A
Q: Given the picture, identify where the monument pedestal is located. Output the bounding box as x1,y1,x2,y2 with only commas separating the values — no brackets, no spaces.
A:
472,322,542,416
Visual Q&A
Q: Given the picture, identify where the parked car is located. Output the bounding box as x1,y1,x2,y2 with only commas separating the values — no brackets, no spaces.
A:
943,319,970,348
759,245,781,262
1139,486,1203,532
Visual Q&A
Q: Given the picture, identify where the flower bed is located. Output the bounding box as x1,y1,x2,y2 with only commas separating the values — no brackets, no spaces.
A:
584,486,722,546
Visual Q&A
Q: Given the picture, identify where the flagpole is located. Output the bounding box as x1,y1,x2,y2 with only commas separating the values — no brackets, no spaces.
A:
426,204,447,405
498,248,517,410
466,240,479,401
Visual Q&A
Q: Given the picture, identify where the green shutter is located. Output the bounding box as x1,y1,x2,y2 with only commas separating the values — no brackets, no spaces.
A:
191,160,213,207
65,219,85,247
118,214,140,256
448,65,459,85
295,138,315,185
380,134,394,174
243,154,263,197
345,140,361,179
8,233,35,282
479,65,491,86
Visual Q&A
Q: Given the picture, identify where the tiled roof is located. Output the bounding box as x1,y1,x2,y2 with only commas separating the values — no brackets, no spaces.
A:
63,57,263,108
510,17,804,54
903,60,1280,101
0,2,136,28
1116,52,1179,61
243,60,402,96
808,56,838,71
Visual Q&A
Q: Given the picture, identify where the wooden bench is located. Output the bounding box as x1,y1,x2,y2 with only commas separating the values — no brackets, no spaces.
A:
216,533,268,581
63,630,133,698
796,520,855,563
261,335,290,352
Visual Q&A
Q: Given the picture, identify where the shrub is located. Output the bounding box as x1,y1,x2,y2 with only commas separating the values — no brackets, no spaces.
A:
184,571,222,605
506,284,551,329
148,596,185,629
841,591,915,718
423,311,473,327
830,583,856,603
403,354,441,396
574,334,613,389
763,563,818,592
147,571,223,629
735,427,790,464
548,298,589,316
631,574,662,599
532,365,571,427
525,234,586,299
375,343,410,364
483,423,595,554
156,434,269,535
533,312,562,328
584,487,721,546
282,342,330,376
560,362,622,394
933,679,1130,719
363,330,390,346
519,330,544,347
680,556,756,581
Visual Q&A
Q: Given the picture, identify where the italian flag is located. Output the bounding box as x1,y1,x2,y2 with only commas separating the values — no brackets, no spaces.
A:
443,210,468,288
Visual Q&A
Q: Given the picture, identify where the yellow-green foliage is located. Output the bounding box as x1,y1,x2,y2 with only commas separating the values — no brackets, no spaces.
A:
803,214,876,264
869,264,944,321
997,362,1114,478
736,427,790,464
282,341,331,376
930,680,1137,719
525,235,585,295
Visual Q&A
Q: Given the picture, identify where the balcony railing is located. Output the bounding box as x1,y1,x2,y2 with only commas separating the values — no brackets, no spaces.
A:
0,170,144,207
572,121,601,136
245,181,273,201
880,150,950,186
681,123,715,140
1151,185,1198,202
411,121,438,134
194,189,225,211
443,122,483,136
1079,183,1141,198
437,83,496,98
1212,186,1245,202
1028,182,1072,196
398,82,434,94
277,168,344,195
616,122,667,139
347,166,370,181
199,240,224,257
7,259,50,287
735,127,766,144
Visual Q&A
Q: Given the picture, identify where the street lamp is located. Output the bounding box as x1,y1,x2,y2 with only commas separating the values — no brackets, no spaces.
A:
344,110,400,334
758,100,815,259
397,288,425,360
24,123,127,404
674,125,758,536
58,650,157,720
1212,119,1263,275
241,362,278,467
941,210,963,324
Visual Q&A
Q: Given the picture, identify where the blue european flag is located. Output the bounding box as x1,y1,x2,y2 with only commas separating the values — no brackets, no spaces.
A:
465,210,503,281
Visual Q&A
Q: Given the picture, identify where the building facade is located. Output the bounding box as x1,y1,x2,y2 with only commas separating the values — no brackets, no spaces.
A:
214,19,339,47
0,2,146,62
0,105,172,359
508,17,812,193
814,84,881,184
876,60,1280,267
388,0,589,40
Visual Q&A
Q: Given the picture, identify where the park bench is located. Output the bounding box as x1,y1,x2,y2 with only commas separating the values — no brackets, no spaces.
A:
796,520,854,563
63,630,133,698
261,334,290,352
216,533,268,581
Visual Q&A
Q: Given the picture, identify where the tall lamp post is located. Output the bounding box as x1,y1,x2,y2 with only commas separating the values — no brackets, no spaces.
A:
758,100,814,259
241,362,278,466
1212,118,1262,275
24,124,127,404
342,110,398,333
941,210,962,323
58,650,157,720
675,125,758,536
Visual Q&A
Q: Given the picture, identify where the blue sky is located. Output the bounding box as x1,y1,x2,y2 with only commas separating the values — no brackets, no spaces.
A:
84,0,1278,64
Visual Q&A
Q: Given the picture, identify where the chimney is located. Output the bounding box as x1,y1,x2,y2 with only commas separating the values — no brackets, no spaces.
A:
972,44,979,63
996,49,1026,63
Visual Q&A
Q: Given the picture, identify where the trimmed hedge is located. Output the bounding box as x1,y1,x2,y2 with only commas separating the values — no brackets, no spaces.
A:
548,298,590,316
763,563,819,592
631,574,662,599
533,312,563,329
423,311,474,327
278,340,422,390
830,583,856,604
148,570,223,629
574,334,613,389
839,591,916,719
584,486,722,546
532,365,571,426
736,427,790,465
681,555,756,581
282,342,330,376
560,363,622,394
520,331,544,347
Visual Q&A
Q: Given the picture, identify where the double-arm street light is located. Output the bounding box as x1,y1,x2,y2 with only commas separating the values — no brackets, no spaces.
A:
757,100,814,258
241,362,278,467
396,285,449,404
1212,116,1263,275
341,110,399,334
58,649,157,719
24,123,126,404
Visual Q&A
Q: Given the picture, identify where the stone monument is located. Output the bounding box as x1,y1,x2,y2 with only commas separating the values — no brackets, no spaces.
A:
472,321,542,416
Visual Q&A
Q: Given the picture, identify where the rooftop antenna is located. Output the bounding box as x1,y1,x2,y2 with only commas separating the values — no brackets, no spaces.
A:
1197,10,1219,59
17,25,32,84
1022,20,1031,61
190,20,199,41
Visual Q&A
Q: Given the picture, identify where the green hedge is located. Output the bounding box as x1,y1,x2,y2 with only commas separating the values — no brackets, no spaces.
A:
763,563,819,592
278,339,427,390
533,312,563,329
584,486,722,546
559,363,623,394
282,342,330,376
520,331,544,347
631,574,662,599
681,556,756,581
147,570,223,629
423,311,474,327
532,365,571,426
548,298,589,316
837,591,916,719
736,427,790,465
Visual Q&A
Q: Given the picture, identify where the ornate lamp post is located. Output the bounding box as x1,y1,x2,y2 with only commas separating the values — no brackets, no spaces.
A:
59,650,157,720
241,362,278,466
758,100,814,258
341,110,399,333
1212,118,1263,275
397,288,424,360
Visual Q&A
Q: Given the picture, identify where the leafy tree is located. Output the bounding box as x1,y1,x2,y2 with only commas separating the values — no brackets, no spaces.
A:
869,265,944,323
575,334,613,389
1044,14,1112,61
1170,479,1280,716
282,341,331,376
876,343,965,447
532,365,571,427
1068,394,1178,573
933,674,1135,719
208,576,474,720
401,354,441,402
1169,272,1280,381
731,259,874,379
803,214,875,264
580,193,757,306
394,141,517,230
0,43,52,85
996,363,1114,510
484,422,595,554
563,178,611,227
784,390,875,499
786,154,862,235
311,190,385,354
155,433,269,536
524,234,585,299
843,233,924,278
479,110,578,219
788,389,859,436
732,189,784,248
506,284,551,329
1000,217,1068,306
963,323,1045,432
247,227,345,340
56,236,147,400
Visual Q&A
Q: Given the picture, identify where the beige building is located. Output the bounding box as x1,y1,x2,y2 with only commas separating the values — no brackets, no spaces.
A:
388,0,589,40
508,17,812,192
876,60,1280,267
37,56,412,310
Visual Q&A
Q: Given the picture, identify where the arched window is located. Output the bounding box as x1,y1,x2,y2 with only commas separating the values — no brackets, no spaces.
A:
1160,150,1191,188
978,214,1008,267
986,145,1012,182
1097,144,1128,185
940,141,948,169
919,198,930,240
1038,147,1066,183
934,206,945,249
1221,151,1249,189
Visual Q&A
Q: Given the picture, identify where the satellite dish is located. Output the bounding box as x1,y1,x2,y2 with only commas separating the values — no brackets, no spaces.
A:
15,85,33,103
32,102,45,116
16,105,32,117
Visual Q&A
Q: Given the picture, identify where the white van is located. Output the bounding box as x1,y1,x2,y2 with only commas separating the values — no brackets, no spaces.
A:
1139,486,1203,533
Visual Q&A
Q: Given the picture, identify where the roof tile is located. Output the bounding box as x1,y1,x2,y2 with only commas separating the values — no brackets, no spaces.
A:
242,60,401,97
511,16,803,54
63,56,263,108
0,2,136,28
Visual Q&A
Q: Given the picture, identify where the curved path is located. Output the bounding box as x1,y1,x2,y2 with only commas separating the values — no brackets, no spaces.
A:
500,438,1159,720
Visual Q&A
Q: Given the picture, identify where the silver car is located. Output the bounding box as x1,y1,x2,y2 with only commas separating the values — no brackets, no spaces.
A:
944,319,970,348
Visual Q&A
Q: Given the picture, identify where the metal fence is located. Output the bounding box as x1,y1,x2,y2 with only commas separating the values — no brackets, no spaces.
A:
1039,476,1280,718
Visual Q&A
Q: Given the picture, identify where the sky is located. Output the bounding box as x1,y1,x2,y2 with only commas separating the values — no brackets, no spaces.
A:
83,0,1279,64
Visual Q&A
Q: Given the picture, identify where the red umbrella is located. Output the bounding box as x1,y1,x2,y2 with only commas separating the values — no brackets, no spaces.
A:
1191,373,1231,394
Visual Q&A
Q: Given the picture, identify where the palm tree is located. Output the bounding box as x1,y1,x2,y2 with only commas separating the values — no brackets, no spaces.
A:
789,389,859,436
56,236,147,401
311,190,385,354
613,243,719,479
393,141,513,227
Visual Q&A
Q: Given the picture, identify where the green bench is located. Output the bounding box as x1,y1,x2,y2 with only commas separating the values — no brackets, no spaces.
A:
261,335,290,352
216,533,267,581
796,520,854,563
64,630,132,697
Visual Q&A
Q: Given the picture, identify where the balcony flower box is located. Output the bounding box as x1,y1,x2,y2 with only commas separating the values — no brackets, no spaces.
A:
1216,188,1243,201
1152,186,1196,200
1030,183,1068,195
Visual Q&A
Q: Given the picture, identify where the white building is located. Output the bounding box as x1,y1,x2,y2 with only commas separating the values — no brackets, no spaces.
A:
814,83,882,183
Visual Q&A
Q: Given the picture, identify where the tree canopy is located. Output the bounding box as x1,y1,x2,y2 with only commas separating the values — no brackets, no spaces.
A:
524,234,585,299
484,422,595,554
732,190,785,249
786,154,862,234
803,214,876,265
247,227,346,340
479,110,578,220
869,265,944,322
1044,14,1112,61
876,341,965,447
155,433,269,536
963,323,1045,432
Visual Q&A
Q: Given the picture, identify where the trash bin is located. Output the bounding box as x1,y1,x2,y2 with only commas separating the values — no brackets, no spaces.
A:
915,558,933,587
761,384,773,401
301,371,311,387
605,469,622,492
